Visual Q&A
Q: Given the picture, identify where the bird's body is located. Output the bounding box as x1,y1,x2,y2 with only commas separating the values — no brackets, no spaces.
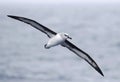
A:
45,33,71,49
45,33,63,49
8,15,104,76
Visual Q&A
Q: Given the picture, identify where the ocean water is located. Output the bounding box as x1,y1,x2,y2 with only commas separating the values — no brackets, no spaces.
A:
0,3,120,82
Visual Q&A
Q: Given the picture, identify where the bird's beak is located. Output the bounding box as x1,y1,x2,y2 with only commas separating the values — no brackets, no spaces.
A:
68,36,72,39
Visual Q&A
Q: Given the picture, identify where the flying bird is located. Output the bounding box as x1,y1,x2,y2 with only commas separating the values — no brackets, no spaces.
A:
7,15,104,76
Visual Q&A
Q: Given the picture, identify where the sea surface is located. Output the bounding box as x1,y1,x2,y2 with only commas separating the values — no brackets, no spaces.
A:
0,3,120,82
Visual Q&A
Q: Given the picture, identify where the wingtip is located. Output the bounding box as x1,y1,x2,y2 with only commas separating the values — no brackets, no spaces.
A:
99,70,104,77
100,71,104,77
7,15,12,17
7,15,10,17
89,60,104,77
96,66,104,77
7,15,17,19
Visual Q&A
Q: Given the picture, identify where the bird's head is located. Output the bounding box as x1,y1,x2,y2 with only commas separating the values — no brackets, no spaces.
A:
61,33,72,40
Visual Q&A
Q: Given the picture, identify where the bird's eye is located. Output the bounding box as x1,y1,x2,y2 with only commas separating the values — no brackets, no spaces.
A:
64,34,67,37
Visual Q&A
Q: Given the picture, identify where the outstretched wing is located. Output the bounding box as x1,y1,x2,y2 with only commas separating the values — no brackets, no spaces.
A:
7,15,57,38
62,40,104,76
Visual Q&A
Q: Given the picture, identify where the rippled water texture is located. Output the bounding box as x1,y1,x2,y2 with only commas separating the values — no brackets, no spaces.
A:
0,3,120,82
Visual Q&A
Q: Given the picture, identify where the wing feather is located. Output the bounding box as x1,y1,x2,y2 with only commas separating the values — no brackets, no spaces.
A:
7,15,57,38
62,40,104,76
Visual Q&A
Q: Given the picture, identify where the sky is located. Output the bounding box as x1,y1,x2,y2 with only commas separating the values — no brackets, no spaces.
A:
1,0,120,4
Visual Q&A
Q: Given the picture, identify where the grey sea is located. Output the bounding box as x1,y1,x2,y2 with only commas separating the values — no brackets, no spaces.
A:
0,3,120,82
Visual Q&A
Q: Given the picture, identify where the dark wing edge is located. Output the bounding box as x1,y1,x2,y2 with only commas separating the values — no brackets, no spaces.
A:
7,15,57,38
62,40,104,76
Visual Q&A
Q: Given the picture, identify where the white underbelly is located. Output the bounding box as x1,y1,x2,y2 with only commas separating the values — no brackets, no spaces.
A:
46,34,64,48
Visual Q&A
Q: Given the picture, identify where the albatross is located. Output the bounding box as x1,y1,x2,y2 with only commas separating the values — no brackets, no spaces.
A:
7,15,104,76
